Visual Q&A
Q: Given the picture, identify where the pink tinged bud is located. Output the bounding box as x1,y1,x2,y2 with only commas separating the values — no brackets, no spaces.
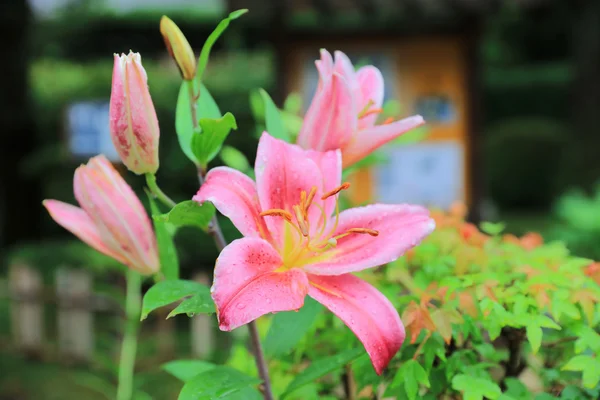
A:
109,52,160,175
44,155,159,275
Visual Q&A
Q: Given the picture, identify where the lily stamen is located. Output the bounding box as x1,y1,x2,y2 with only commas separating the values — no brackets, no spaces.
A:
357,99,375,118
360,107,383,119
293,205,309,237
334,228,380,241
383,117,394,125
305,187,317,213
260,209,293,222
322,182,351,200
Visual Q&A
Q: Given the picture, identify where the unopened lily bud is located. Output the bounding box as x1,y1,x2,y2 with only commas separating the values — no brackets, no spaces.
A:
160,16,196,80
109,52,160,174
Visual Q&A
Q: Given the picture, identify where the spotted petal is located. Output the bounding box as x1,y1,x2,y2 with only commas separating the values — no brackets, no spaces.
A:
255,132,325,245
193,166,270,240
308,274,405,374
212,237,309,331
304,204,435,275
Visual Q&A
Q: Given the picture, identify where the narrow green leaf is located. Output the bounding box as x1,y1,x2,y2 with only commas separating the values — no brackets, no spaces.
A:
177,366,260,400
220,146,251,172
281,348,366,399
162,360,216,382
196,9,248,83
259,89,290,142
526,323,543,354
265,297,323,357
175,82,222,164
168,292,215,318
192,112,237,168
141,280,208,320
156,200,215,232
148,195,179,280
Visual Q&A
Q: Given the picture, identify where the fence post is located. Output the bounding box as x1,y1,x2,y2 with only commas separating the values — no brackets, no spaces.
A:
55,267,94,362
9,262,44,356
191,272,214,358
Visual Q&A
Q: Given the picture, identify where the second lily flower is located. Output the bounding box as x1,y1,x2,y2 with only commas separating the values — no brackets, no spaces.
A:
297,49,425,167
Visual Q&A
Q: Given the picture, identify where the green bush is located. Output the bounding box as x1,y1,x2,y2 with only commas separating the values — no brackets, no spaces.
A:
485,117,570,210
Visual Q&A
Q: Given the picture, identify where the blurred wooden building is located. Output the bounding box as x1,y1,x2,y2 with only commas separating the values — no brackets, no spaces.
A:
227,0,545,222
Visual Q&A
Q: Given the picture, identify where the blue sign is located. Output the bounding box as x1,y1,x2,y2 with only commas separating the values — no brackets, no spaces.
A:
67,101,120,162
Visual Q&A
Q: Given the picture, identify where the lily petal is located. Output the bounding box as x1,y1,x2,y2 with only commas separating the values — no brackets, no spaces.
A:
308,274,404,375
255,132,324,244
43,200,128,265
356,65,384,130
212,237,309,330
304,204,435,275
343,115,425,167
193,166,270,240
297,51,356,152
74,162,158,273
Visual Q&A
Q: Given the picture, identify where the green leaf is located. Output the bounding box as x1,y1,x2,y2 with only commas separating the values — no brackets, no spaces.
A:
168,292,215,318
220,146,251,172
281,348,366,399
562,355,595,371
390,360,430,400
526,323,543,354
452,375,502,400
283,92,302,114
480,221,506,235
175,81,222,164
563,355,600,388
148,195,179,280
141,280,209,320
265,297,323,357
156,200,215,232
162,360,216,382
259,89,290,142
196,9,248,83
177,366,260,400
192,113,238,168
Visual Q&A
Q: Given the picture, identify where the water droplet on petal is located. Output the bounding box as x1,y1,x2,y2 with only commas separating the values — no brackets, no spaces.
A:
266,298,272,304
236,303,246,310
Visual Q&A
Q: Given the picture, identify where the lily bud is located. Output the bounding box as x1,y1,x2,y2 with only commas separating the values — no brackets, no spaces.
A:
160,16,197,80
43,155,160,275
109,52,160,175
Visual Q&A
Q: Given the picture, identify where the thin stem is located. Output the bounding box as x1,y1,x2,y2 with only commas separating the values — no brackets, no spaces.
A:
116,269,142,400
248,320,275,400
187,79,199,131
145,173,176,209
342,363,357,400
197,168,273,400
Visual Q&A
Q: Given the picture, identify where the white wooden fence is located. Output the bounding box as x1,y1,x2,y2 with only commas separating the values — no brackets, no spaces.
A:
5,263,215,362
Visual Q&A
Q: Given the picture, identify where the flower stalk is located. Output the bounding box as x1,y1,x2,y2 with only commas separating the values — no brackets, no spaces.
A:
116,269,142,400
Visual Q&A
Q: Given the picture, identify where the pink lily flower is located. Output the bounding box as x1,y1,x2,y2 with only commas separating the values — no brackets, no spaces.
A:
297,49,425,167
43,155,159,275
194,132,435,374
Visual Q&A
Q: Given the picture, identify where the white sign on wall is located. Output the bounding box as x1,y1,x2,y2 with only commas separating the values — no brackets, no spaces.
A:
375,141,464,209
67,101,120,162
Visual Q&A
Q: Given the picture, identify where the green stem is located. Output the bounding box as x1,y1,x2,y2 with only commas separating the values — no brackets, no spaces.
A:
186,79,199,131
116,269,142,400
145,173,176,209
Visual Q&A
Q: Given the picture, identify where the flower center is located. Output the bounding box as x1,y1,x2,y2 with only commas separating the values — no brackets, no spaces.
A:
260,182,379,271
